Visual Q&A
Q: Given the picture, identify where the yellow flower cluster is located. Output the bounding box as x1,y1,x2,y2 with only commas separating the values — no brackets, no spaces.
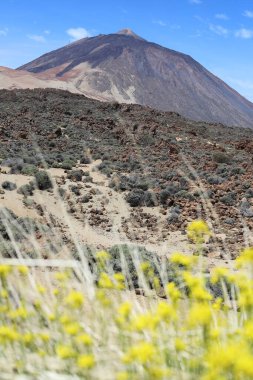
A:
187,220,211,243
2,221,253,380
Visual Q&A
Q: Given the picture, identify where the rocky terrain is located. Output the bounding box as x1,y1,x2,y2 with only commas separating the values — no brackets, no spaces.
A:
1,30,252,128
1,88,253,265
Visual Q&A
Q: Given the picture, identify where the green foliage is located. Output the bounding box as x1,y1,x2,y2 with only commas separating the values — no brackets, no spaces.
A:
34,171,53,190
1,181,17,191
21,164,38,176
213,151,230,164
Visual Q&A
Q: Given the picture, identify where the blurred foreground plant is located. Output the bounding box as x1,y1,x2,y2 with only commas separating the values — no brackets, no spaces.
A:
0,220,252,379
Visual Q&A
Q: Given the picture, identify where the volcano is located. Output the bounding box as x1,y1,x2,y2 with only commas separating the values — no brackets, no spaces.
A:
11,29,253,128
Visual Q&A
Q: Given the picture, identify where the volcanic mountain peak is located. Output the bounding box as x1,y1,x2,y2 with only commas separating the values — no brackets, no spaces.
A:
116,28,144,40
3,30,253,128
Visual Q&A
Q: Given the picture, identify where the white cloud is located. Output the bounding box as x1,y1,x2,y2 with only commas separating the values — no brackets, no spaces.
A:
243,10,253,18
189,0,202,4
0,28,8,36
235,28,253,39
215,13,229,20
209,24,228,36
44,30,50,35
27,34,46,43
152,20,167,26
66,27,91,40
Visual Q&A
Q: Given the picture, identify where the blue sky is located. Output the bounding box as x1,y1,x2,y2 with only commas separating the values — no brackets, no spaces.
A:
1,0,253,100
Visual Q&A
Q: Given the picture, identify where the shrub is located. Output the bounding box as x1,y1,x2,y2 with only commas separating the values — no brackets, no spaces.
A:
206,175,224,185
213,151,230,164
74,244,175,289
70,185,81,196
144,191,158,207
125,189,145,207
0,208,18,239
17,182,35,196
58,187,66,199
160,189,171,205
231,167,245,175
2,181,17,191
220,192,237,206
21,164,38,176
67,169,83,182
61,160,74,170
34,171,53,190
80,156,91,164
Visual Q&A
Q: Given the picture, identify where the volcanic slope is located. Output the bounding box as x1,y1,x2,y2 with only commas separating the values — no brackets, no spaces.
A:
1,89,253,260
17,29,253,128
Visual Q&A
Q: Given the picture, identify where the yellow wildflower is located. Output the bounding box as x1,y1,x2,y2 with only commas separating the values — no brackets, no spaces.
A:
0,305,8,313
38,332,50,342
118,302,132,319
148,366,171,379
210,267,229,284
170,252,196,267
131,313,159,332
182,272,203,289
8,306,29,320
22,332,34,345
53,288,60,296
47,313,56,322
209,328,220,340
175,338,186,352
140,261,151,272
54,271,70,282
0,265,12,278
203,341,253,379
123,341,157,365
17,265,29,276
65,290,84,308
98,272,114,289
64,322,81,335
242,321,253,340
38,350,46,357
188,303,212,328
114,273,126,290
0,289,8,298
191,286,213,302
116,372,130,380
75,333,93,346
59,314,73,325
156,301,176,322
56,344,76,359
0,326,19,343
236,247,253,267
77,354,95,369
187,220,211,243
95,289,111,307
166,282,181,302
212,297,223,311
96,250,111,262
36,284,46,294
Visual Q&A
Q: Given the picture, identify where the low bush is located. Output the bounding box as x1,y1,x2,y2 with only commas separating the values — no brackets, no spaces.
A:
17,182,35,196
67,169,83,182
34,171,53,190
213,151,230,164
125,189,145,207
2,181,17,191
